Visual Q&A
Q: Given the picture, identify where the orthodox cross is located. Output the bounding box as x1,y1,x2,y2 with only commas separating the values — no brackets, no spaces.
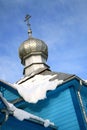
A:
24,14,31,29
24,14,32,37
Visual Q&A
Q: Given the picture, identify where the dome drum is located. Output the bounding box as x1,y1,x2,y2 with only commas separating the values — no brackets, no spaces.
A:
22,52,48,65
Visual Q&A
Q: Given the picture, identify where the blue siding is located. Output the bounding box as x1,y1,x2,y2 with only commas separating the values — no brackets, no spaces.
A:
24,87,80,130
80,86,87,116
0,85,20,102
79,86,87,129
0,81,18,96
1,116,53,130
70,87,87,130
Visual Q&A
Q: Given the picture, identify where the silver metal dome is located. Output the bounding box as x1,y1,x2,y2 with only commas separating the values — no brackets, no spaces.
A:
19,37,48,65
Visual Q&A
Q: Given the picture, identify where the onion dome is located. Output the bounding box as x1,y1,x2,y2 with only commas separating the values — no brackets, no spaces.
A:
19,37,48,65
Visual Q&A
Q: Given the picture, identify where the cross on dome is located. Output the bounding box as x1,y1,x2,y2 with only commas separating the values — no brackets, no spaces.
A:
24,14,32,38
19,15,48,76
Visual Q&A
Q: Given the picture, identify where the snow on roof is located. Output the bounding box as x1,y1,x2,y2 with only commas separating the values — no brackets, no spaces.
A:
13,74,63,103
0,92,55,128
7,102,54,127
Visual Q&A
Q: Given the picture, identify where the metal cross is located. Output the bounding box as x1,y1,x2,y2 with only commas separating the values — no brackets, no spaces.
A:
24,14,31,29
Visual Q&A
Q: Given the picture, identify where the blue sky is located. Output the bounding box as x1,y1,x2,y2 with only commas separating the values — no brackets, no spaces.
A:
0,0,87,83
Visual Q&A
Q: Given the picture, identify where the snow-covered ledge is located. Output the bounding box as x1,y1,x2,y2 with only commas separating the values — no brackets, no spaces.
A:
8,102,55,128
0,93,57,129
13,74,63,103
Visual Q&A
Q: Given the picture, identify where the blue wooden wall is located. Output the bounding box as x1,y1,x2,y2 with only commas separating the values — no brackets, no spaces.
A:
1,116,53,130
24,86,80,130
1,80,87,130
80,86,87,116
0,82,20,102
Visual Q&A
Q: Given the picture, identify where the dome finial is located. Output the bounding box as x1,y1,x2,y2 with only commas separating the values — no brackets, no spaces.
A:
24,14,32,38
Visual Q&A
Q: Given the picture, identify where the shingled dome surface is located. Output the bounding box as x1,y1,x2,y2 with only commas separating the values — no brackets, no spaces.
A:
19,37,48,65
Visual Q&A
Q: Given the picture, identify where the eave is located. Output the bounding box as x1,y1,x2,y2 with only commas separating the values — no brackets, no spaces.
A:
0,93,57,130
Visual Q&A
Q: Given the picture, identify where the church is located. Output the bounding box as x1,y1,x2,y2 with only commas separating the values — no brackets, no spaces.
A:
0,15,87,130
